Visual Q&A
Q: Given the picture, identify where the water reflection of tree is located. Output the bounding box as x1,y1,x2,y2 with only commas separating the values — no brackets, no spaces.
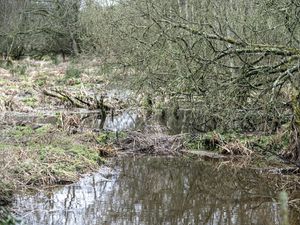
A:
104,158,283,225
15,158,300,225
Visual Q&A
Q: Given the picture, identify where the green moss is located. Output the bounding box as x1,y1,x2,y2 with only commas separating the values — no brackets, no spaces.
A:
35,124,52,134
8,125,52,142
52,163,77,176
22,97,38,107
9,126,34,138
185,131,289,156
0,78,6,85
185,135,203,150
32,137,100,166
65,66,81,80
96,131,127,145
185,132,222,151
46,142,101,178
69,144,99,161
0,143,15,151
34,76,47,87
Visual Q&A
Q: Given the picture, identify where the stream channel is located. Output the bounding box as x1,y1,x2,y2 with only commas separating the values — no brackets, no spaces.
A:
9,108,298,225
13,157,286,225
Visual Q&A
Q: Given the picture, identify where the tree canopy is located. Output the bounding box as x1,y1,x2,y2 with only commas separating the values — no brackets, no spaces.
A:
1,0,300,161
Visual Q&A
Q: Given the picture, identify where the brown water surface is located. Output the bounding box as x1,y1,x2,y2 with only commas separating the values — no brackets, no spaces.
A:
13,157,294,225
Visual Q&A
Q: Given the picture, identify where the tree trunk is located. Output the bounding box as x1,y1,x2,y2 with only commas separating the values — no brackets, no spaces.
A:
71,32,79,56
282,92,300,163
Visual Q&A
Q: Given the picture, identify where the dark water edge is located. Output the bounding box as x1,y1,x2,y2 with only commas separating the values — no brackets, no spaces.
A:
12,157,296,225
0,107,207,135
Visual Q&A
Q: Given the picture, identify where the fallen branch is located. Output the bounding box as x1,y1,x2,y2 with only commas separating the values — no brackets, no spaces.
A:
43,89,112,110
43,89,86,108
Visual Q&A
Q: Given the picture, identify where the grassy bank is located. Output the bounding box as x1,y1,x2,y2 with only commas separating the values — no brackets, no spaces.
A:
0,124,103,205
0,57,123,212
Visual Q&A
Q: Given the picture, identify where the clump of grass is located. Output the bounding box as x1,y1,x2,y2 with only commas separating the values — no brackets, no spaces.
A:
96,131,127,145
50,55,59,65
21,97,38,107
64,66,81,80
56,65,82,86
0,59,13,69
0,182,13,206
0,205,18,225
34,74,48,87
10,64,27,76
185,132,222,150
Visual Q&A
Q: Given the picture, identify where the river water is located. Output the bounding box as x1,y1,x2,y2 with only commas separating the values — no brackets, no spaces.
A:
13,157,292,225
